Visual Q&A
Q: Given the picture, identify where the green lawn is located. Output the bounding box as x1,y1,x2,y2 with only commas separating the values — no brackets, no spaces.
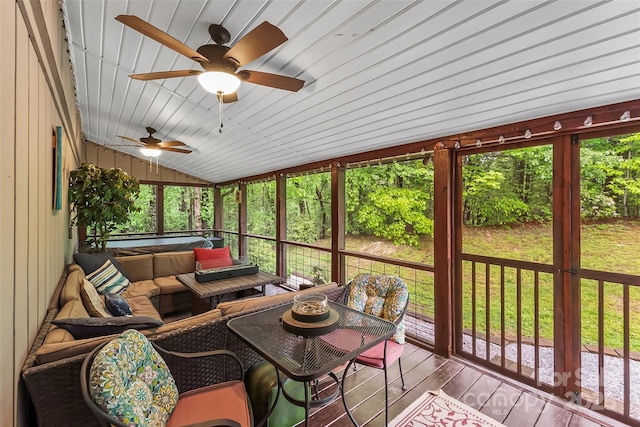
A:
251,219,640,351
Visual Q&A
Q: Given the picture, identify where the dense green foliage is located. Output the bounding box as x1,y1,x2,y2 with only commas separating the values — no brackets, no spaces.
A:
163,186,213,231
286,174,331,243
346,161,434,247
246,181,276,237
117,184,156,233
69,163,140,250
117,185,213,234
221,186,238,232
462,134,640,226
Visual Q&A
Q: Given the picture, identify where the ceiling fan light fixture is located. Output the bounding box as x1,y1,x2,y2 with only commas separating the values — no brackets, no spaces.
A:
140,147,161,157
197,71,241,94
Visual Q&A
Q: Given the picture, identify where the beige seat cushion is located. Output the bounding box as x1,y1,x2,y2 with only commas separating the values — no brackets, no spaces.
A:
116,254,154,282
126,295,162,321
153,251,195,278
217,282,339,317
154,276,188,295
44,300,90,345
120,280,160,299
59,268,85,307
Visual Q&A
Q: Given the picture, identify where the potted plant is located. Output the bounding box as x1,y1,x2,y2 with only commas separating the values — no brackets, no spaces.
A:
69,163,140,251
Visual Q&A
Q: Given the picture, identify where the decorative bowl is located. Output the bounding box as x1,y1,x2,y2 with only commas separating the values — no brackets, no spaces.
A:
291,293,330,322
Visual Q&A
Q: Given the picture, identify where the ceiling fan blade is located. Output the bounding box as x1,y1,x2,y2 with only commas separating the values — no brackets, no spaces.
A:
158,140,186,147
116,15,208,63
223,21,287,66
116,135,144,144
161,147,192,154
130,70,202,81
222,92,238,103
238,70,304,92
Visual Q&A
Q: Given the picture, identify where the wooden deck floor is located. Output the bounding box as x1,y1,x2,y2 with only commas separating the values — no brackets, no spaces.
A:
302,342,627,427
172,284,628,426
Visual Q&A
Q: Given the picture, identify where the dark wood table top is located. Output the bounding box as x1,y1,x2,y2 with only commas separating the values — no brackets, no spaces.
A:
176,271,284,299
227,301,396,382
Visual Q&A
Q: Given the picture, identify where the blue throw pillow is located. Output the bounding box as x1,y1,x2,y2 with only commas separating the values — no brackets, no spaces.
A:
104,294,132,316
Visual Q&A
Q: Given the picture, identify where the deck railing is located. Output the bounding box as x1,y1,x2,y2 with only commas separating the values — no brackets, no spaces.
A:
460,253,639,424
579,268,639,422
215,231,436,345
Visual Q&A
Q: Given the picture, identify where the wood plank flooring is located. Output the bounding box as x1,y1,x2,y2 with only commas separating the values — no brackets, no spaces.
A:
299,343,628,427
167,284,629,426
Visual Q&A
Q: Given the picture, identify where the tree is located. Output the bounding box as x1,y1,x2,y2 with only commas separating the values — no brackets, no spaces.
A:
346,160,434,247
69,163,140,251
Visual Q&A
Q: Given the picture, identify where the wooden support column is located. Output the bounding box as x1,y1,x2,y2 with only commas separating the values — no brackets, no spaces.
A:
213,186,222,236
331,163,345,283
238,182,247,258
552,135,582,400
433,144,454,357
275,174,286,277
157,183,165,235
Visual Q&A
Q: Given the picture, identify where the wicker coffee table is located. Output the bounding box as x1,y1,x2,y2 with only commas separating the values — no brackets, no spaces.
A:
176,271,284,314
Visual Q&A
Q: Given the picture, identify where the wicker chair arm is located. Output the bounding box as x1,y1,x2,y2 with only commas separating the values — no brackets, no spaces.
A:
184,419,241,427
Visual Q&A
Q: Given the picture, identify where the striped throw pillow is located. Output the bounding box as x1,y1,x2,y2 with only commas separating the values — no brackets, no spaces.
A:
86,260,131,294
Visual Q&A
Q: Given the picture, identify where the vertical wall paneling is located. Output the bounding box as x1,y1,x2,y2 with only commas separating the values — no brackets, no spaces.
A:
13,13,29,427
85,141,212,185
4,1,84,425
39,69,48,318
0,1,16,425
27,40,40,348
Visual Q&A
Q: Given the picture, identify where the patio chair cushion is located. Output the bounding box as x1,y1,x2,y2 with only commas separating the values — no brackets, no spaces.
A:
88,329,178,425
347,273,408,344
356,339,404,368
166,380,251,427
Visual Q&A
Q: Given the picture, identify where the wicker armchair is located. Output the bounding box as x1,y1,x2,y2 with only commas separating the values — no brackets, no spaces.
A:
80,329,253,427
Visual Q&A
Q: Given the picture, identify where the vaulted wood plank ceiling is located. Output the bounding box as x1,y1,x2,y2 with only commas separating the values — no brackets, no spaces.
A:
63,0,640,183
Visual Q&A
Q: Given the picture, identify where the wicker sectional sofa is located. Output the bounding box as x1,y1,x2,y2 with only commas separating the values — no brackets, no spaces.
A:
21,251,346,427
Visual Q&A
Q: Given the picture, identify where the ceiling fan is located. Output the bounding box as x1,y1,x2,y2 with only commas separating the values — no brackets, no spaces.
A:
117,127,192,156
115,15,305,100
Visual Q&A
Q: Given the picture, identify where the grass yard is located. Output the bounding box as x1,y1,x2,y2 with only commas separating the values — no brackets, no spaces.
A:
247,219,640,351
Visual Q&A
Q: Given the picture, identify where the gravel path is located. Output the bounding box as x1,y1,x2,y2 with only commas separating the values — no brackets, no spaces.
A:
406,315,639,419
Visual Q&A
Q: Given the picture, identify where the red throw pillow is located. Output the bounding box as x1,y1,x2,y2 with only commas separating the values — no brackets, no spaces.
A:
193,247,232,268
199,258,232,269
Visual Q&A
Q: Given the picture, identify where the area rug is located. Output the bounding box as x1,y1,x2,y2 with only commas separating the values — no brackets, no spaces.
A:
390,389,506,427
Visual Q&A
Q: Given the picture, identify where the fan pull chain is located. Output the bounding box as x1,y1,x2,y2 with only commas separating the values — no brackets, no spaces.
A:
217,92,224,133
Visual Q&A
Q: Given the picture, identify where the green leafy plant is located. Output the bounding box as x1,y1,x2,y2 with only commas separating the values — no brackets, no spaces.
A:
69,163,140,251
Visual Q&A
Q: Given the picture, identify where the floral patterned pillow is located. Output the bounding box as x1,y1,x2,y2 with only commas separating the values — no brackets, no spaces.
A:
89,329,179,426
347,273,408,344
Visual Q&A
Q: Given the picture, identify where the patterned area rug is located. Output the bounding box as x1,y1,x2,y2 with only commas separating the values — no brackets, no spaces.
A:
390,389,506,427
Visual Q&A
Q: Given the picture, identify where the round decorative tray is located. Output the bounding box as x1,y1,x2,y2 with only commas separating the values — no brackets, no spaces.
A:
282,308,340,337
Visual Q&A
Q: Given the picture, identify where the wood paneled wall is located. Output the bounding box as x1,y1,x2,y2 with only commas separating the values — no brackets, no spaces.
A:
85,141,211,185
0,1,83,425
